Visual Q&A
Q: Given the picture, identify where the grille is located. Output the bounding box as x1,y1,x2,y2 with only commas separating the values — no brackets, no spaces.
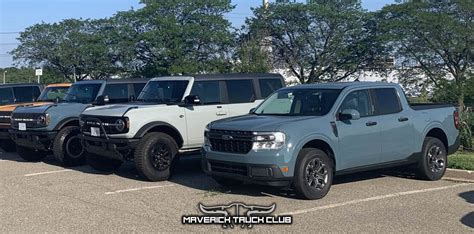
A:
0,111,11,124
209,160,248,176
11,113,44,128
81,115,128,136
209,129,253,154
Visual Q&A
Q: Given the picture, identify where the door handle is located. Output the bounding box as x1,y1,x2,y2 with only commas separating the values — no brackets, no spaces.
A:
366,121,377,126
398,117,409,122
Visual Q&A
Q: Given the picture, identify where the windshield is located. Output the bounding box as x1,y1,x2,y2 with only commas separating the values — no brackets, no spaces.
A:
137,80,188,103
0,88,14,105
62,83,102,104
254,89,341,116
38,86,70,102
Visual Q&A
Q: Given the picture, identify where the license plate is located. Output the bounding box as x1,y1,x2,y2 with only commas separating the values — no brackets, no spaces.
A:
19,123,26,131
91,127,100,137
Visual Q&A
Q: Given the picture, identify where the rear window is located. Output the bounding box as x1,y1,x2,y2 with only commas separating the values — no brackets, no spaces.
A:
259,79,283,98
13,86,41,103
0,88,14,105
103,84,129,103
373,88,402,115
226,80,255,103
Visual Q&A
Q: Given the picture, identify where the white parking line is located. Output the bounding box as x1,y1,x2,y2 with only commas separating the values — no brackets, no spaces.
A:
105,184,175,195
280,183,471,216
24,169,73,177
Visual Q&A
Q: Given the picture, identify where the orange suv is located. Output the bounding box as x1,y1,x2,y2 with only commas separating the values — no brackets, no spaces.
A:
0,83,71,151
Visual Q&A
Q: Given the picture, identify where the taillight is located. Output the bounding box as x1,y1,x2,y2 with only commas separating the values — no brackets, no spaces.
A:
454,110,459,129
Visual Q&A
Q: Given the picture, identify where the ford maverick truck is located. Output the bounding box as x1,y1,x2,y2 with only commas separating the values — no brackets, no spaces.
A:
202,82,460,200
0,83,71,152
10,79,148,166
80,73,284,181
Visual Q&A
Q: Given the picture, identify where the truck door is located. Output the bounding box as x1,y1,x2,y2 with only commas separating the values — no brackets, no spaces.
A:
336,89,382,169
184,80,228,147
371,88,414,162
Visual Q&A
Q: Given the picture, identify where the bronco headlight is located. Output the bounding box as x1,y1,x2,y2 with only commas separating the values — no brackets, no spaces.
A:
115,118,126,131
38,114,51,126
252,132,286,150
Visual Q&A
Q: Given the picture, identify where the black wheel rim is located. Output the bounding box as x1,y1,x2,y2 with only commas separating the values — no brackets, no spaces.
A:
66,136,84,158
427,145,445,173
305,158,329,190
148,143,171,171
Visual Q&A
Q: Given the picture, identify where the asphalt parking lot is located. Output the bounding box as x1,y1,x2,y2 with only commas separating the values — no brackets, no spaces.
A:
1,151,473,232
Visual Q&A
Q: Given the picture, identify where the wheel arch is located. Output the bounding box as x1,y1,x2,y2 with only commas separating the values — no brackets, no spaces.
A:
54,117,79,130
425,127,448,151
134,122,184,148
298,138,336,170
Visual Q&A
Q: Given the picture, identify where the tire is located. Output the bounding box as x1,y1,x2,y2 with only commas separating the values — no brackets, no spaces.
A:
16,145,47,162
0,139,16,152
293,148,334,200
86,152,123,173
417,137,447,181
134,132,178,182
53,126,86,167
212,176,244,186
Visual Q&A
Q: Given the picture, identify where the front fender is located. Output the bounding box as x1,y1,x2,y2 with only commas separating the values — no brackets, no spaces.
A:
287,133,338,172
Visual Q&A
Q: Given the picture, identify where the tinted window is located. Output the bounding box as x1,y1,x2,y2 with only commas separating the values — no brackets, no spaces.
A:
226,80,255,103
13,86,41,103
191,81,221,104
0,88,14,105
133,83,146,96
373,88,402,115
340,90,373,117
254,89,341,116
38,86,69,101
103,84,129,103
259,79,283,98
138,80,188,103
63,83,102,104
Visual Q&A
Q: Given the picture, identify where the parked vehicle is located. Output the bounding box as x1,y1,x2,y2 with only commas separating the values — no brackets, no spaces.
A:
202,82,460,200
10,79,148,166
80,73,285,181
0,83,71,152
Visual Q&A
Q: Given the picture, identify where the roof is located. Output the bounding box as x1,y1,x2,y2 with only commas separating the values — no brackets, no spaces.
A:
284,82,399,90
46,83,71,87
150,73,284,81
0,83,42,88
74,78,150,84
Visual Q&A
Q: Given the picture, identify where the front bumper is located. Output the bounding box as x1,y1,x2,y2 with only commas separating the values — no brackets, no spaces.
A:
81,135,139,161
0,126,11,140
201,148,292,187
9,129,57,151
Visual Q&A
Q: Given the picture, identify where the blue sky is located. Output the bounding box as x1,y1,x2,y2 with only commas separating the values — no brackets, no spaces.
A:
0,0,394,68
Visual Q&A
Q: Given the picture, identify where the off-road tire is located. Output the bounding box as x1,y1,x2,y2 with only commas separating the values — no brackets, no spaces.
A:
17,145,47,162
53,126,86,167
293,148,333,200
86,152,123,173
134,132,178,182
417,137,447,181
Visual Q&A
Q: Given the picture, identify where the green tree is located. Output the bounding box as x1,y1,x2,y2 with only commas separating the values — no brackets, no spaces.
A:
0,67,65,84
380,0,473,111
246,1,382,83
233,34,270,73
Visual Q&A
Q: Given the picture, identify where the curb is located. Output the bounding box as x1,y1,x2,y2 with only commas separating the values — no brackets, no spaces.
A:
443,168,474,183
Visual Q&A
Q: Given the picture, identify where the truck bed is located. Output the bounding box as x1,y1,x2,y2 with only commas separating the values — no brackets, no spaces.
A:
409,103,453,111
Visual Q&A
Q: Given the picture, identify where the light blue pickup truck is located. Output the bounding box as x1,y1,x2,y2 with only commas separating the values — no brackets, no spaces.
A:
202,82,460,200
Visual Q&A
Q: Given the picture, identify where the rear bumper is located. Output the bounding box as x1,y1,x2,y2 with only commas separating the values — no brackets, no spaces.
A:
201,148,292,187
9,129,57,151
81,135,139,161
448,135,461,155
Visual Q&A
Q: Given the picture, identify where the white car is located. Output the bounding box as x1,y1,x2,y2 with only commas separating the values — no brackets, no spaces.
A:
80,73,285,181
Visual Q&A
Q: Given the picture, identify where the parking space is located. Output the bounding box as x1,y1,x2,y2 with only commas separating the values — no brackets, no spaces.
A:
1,152,473,232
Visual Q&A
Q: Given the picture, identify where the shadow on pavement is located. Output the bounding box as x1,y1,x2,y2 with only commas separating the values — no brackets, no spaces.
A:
459,191,474,229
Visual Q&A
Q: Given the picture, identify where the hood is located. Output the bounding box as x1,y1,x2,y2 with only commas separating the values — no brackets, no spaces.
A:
13,102,89,116
0,102,53,112
82,103,167,117
209,114,317,132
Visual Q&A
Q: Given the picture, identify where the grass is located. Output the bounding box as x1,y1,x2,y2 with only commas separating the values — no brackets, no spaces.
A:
448,151,474,170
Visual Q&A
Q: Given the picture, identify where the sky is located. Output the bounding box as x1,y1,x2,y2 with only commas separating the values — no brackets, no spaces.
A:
0,0,394,68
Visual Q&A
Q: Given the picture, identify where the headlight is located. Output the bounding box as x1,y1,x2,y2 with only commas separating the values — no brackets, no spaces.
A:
204,124,211,147
38,114,51,126
115,119,125,131
252,132,286,150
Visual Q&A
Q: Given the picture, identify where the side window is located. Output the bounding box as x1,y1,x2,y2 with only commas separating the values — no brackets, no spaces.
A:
339,90,373,117
0,88,14,105
259,79,283,98
373,88,402,115
13,86,41,103
103,84,129,103
226,80,255,103
190,81,221,104
133,83,146,96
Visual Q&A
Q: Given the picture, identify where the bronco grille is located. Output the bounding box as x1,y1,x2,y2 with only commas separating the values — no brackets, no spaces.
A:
208,129,253,154
81,115,129,136
0,111,11,124
11,113,44,128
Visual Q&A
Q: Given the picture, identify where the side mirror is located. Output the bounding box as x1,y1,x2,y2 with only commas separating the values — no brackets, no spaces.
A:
184,95,201,105
95,95,109,105
129,95,136,102
54,97,60,103
339,109,361,121
249,108,256,114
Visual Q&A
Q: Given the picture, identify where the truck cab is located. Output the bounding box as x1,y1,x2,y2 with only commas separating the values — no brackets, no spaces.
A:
80,73,285,181
10,79,148,166
202,82,460,200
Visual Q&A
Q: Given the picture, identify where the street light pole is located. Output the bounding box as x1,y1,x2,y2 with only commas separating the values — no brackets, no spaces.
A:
3,70,6,84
